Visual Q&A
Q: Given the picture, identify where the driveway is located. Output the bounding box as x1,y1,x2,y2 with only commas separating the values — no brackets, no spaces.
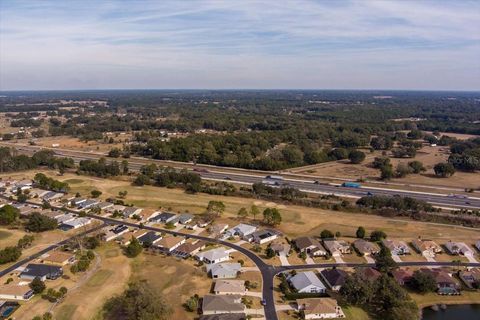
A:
333,255,344,263
245,291,263,298
278,253,290,266
241,266,260,272
392,254,402,263
275,303,297,311
245,308,265,316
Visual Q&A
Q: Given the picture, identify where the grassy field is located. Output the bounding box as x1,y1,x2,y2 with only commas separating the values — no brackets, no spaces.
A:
411,290,480,308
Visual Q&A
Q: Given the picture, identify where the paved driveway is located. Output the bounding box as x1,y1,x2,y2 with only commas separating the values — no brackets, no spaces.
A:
279,253,290,266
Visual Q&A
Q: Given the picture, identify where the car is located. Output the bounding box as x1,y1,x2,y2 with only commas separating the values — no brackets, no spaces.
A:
260,299,266,306
224,176,232,180
465,201,471,205
367,191,373,196
314,180,320,184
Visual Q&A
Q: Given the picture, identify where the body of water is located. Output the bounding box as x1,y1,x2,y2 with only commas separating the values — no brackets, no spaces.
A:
422,304,480,320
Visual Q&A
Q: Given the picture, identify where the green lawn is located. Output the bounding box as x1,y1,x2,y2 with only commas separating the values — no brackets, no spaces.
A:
87,269,114,287
55,304,78,320
343,306,371,320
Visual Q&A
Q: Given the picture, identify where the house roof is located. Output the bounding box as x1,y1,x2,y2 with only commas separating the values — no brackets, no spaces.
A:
289,271,326,291
356,267,381,282
123,207,141,215
392,268,414,283
0,284,33,296
382,239,408,250
206,263,242,276
175,241,206,255
323,240,350,252
320,269,348,287
137,231,162,244
198,314,246,320
295,237,322,250
270,241,291,254
353,239,380,253
297,298,339,315
196,247,229,261
202,295,244,313
156,236,184,249
228,223,256,235
20,264,62,278
413,239,441,251
214,280,245,293
43,251,75,264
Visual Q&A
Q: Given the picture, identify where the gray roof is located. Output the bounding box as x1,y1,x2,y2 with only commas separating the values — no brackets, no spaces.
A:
202,295,245,313
20,263,62,278
206,263,241,277
289,271,326,291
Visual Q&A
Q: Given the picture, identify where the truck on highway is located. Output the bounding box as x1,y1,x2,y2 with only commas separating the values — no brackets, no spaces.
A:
341,182,361,188
262,175,284,186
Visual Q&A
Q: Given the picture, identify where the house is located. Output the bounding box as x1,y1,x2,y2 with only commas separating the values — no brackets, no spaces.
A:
150,212,177,223
202,295,245,315
353,239,380,256
207,263,242,279
60,217,92,230
419,268,460,295
40,210,65,220
137,231,162,246
123,207,142,218
458,269,480,289
199,314,247,320
196,247,230,264
0,285,34,301
382,239,410,255
213,280,246,295
70,197,87,206
102,225,129,241
177,213,194,224
42,191,64,202
174,240,206,257
476,240,480,252
78,199,99,210
289,271,326,293
322,240,351,257
209,223,229,237
224,224,257,239
155,236,185,252
412,239,442,257
270,241,291,256
297,298,345,319
94,202,114,210
55,213,77,224
320,269,348,292
444,241,475,256
295,237,328,256
136,211,159,223
197,218,213,228
43,251,76,266
29,188,50,198
356,267,381,282
392,268,414,286
248,229,280,244
20,264,63,281
105,204,126,214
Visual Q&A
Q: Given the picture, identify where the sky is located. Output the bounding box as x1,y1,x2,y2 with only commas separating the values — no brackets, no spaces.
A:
0,0,479,91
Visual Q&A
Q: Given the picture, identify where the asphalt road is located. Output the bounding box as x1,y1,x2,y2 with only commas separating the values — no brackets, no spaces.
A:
0,223,105,278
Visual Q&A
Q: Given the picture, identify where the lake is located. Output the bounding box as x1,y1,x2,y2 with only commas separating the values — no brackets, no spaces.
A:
422,304,480,320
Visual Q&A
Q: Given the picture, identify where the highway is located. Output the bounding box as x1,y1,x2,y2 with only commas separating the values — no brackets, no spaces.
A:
7,144,480,210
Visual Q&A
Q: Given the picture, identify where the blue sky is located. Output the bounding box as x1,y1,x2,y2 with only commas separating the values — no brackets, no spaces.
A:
0,0,479,90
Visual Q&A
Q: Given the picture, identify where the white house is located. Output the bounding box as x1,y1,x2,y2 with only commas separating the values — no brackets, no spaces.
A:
195,247,230,264
382,239,410,255
445,241,475,256
0,285,34,301
224,223,257,239
289,271,326,294
248,229,280,244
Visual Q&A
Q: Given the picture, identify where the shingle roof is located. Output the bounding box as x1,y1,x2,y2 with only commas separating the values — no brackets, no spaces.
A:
290,271,326,291
202,295,245,313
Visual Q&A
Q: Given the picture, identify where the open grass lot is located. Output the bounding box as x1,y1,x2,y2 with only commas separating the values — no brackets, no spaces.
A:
410,290,480,308
0,227,26,247
26,134,132,153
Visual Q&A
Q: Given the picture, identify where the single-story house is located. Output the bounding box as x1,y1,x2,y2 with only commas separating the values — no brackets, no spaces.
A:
196,247,230,264
356,267,381,282
412,239,442,258
42,191,64,202
248,229,280,244
149,212,177,224
197,218,213,228
55,213,76,224
320,269,348,292
353,239,380,256
295,237,328,257
123,207,142,218
43,251,76,266
418,268,460,295
136,211,160,223
174,240,206,257
20,264,63,281
102,225,129,241
177,213,194,224
60,217,92,230
155,236,186,252
297,297,345,319
70,197,87,206
207,263,242,279
224,224,257,239
444,241,475,256
382,239,410,255
105,204,126,214
198,314,246,320
289,271,326,294
94,202,114,210
392,268,414,286
458,269,480,289
137,231,162,246
209,223,229,237
29,188,50,198
270,241,291,256
0,285,34,301
78,199,99,210
213,280,246,295
202,294,245,315
322,240,351,257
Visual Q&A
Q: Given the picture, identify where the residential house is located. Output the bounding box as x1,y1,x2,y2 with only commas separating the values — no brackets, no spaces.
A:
270,241,291,257
322,240,351,257
174,241,206,258
102,225,129,241
356,267,381,282
136,211,159,223
419,268,460,295
209,223,229,237
392,268,414,286
156,236,185,252
297,298,345,319
94,202,114,210
458,269,480,289
137,231,162,246
207,263,242,279
60,217,92,230
123,207,142,218
0,285,34,301
70,197,87,207
20,264,63,281
197,218,213,228
196,247,230,264
353,239,380,256
248,229,280,245
150,212,177,224
320,269,348,292
42,191,64,202
78,199,99,210
289,271,326,294
29,188,50,198
382,239,410,255
224,224,257,239
177,213,194,224
213,280,246,295
412,239,442,258
105,204,126,215
199,314,246,320
444,241,475,257
202,294,245,315
43,251,76,266
294,237,328,257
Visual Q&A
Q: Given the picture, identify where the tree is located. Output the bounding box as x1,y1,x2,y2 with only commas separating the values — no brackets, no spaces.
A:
395,162,413,178
370,230,387,242
375,246,397,273
91,190,102,198
237,207,248,219
434,162,455,178
356,226,366,239
320,229,334,239
125,237,143,258
380,164,394,180
262,208,282,226
121,160,129,175
185,294,199,312
0,204,19,225
250,205,260,221
206,201,225,218
25,212,58,232
30,277,46,294
408,161,425,174
0,246,22,264
118,190,128,199
340,273,375,305
265,247,276,259
133,174,150,186
410,270,437,293
102,281,171,320
348,150,366,164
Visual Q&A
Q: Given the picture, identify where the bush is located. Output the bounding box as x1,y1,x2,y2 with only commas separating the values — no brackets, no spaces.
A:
25,212,58,232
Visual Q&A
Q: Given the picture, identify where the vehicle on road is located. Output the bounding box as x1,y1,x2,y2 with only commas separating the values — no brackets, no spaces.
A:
193,168,209,173
341,182,361,188
367,191,373,196
448,194,468,199
265,175,284,180
224,176,232,180
261,299,266,306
